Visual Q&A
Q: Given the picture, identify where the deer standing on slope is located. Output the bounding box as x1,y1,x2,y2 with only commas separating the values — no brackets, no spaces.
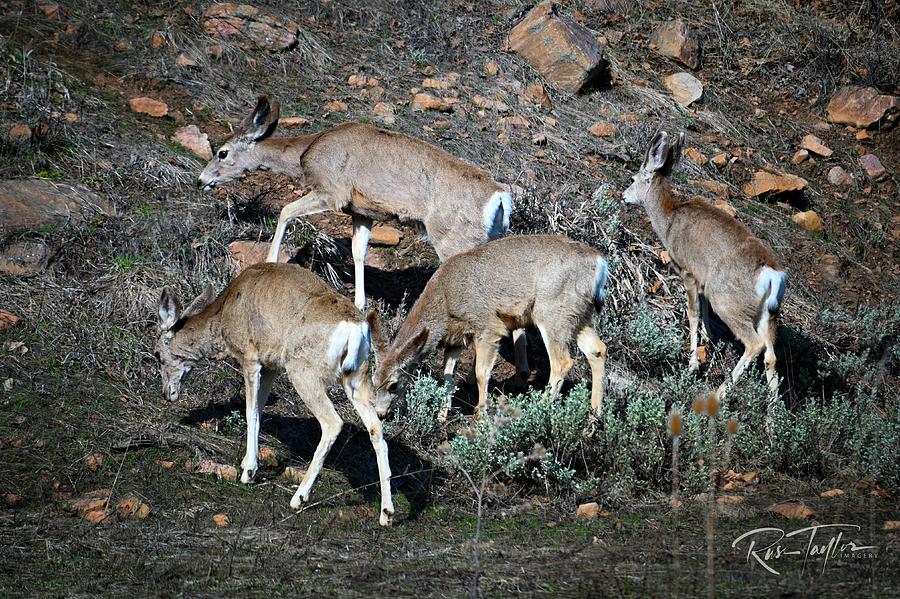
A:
623,131,787,397
372,235,609,420
154,263,394,525
196,96,530,377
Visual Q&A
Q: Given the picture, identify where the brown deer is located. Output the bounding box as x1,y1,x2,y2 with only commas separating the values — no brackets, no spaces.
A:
154,263,394,525
371,235,609,419
623,131,787,396
196,96,530,377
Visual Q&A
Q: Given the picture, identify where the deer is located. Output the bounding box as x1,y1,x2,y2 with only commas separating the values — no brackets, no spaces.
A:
623,131,787,398
196,96,531,380
371,235,609,420
153,262,394,526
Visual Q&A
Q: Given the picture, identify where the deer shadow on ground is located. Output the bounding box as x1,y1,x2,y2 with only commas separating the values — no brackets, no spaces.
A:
183,400,438,522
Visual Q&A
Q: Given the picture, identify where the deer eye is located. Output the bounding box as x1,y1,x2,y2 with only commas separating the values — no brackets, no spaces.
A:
387,381,399,393
153,351,161,361
217,149,228,160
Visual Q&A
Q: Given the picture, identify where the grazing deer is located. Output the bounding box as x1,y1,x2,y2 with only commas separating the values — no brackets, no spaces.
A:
196,96,530,377
623,131,787,395
154,263,394,525
372,235,609,419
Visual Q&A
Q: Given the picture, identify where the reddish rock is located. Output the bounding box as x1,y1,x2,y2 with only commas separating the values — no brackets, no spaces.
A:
38,3,62,19
523,83,552,108
662,72,703,107
129,97,168,117
150,31,166,48
743,170,808,197
575,501,600,519
213,513,230,527
791,149,809,165
695,179,728,200
176,53,200,68
412,93,457,112
280,116,309,129
0,310,20,332
172,125,213,160
820,489,844,498
324,100,348,112
859,154,888,182
283,466,306,484
768,501,816,520
589,122,616,137
195,460,239,482
257,447,278,467
800,134,832,157
710,152,728,168
792,210,824,233
685,147,707,164
8,124,32,140
826,86,899,128
507,1,605,94
498,116,530,132
227,241,290,274
827,166,851,186
202,3,299,51
372,102,395,125
483,60,499,76
650,19,701,70
370,225,402,246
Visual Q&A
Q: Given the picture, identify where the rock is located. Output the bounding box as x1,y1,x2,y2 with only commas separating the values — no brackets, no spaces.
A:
0,310,20,332
8,124,31,140
575,501,600,519
64,112,78,123
0,240,51,275
83,453,104,471
64,489,112,523
283,466,306,484
855,130,870,140
227,241,290,275
714,200,735,216
195,460,239,482
472,96,509,112
531,132,547,145
412,93,457,112
83,508,111,524
820,488,844,498
114,40,131,52
150,31,166,48
710,152,728,168
858,154,888,182
791,149,809,165
213,513,230,527
324,100,348,112
768,501,816,520
695,179,728,199
171,125,213,160
176,53,199,68
136,503,151,519
717,495,743,505
662,72,703,107
372,102,395,125
826,85,899,128
792,210,824,233
589,122,616,137
158,460,174,469
347,74,368,86
202,3,299,51
800,134,832,157
498,116,530,132
370,225,402,246
115,497,139,517
483,60,499,76
650,19,701,70
280,116,309,129
38,3,62,19
827,166,851,186
743,170,808,197
523,83,552,108
685,147,706,164
2,493,24,507
0,179,116,232
422,74,459,90
507,1,605,94
884,521,900,531
129,97,168,117
257,447,278,467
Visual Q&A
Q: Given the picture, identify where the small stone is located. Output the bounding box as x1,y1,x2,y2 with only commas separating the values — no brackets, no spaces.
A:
710,153,728,168
347,74,368,86
370,225,402,246
324,100,348,112
695,179,728,199
791,149,809,165
858,154,888,182
768,501,816,520
150,31,166,48
717,495,744,505
662,72,703,107
64,112,78,123
827,166,851,186
38,3,61,19
372,102,395,124
158,460,174,469
227,241,290,274
483,60,499,76
744,170,808,197
116,497,139,517
498,116,529,132
176,53,199,68
650,19,701,69
283,466,306,484
202,3,299,51
531,132,547,145
576,501,600,519
213,513,229,527
129,97,168,117
279,116,309,129
855,130,870,140
114,40,131,52
9,124,32,140
884,521,900,531
136,503,151,519
257,447,278,467
800,134,832,157
412,93,457,112
792,210,824,233
195,459,239,482
171,125,213,160
685,147,706,164
0,310,20,332
589,122,616,137
820,489,844,498
83,453,104,471
523,83,552,108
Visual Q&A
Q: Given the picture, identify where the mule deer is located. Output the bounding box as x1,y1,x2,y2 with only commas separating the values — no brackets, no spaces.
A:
623,131,787,396
154,263,394,525
196,96,530,377
372,235,609,419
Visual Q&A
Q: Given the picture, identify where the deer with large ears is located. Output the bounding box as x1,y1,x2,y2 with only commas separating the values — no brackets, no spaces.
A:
623,131,787,397
196,95,531,378
154,263,394,525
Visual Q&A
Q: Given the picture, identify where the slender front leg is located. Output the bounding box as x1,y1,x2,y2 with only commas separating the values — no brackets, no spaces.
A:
576,328,608,417
684,272,701,372
267,190,338,263
764,338,778,393
240,362,262,483
536,322,574,401
346,381,394,526
438,347,462,423
351,214,373,310
287,381,344,510
512,328,530,378
473,338,499,418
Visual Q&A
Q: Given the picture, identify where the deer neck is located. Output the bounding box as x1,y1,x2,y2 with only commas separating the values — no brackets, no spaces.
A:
173,311,226,362
253,134,320,176
642,179,678,249
391,292,448,371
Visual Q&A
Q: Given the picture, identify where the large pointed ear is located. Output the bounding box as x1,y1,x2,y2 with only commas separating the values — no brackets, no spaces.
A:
661,131,685,175
181,284,215,320
398,327,429,366
643,130,670,173
239,96,280,142
158,287,181,331
366,309,387,364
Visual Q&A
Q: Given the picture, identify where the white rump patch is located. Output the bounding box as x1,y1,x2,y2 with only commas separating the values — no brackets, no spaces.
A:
328,321,372,373
755,267,787,313
482,191,512,240
593,256,609,305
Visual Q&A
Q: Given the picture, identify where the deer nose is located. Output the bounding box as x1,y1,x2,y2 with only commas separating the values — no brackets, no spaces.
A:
195,178,203,189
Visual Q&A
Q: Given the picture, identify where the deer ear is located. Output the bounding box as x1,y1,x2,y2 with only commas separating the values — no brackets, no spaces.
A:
241,96,280,142
182,284,215,320
664,131,685,173
644,131,670,172
158,287,181,330
366,309,387,362
399,327,429,365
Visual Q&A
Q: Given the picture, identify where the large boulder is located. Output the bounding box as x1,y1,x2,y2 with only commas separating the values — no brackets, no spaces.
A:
650,19,701,70
826,86,899,129
0,179,116,231
202,3,300,51
507,1,605,94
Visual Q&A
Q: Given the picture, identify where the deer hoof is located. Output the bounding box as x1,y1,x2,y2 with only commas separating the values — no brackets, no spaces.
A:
240,468,256,484
380,508,394,527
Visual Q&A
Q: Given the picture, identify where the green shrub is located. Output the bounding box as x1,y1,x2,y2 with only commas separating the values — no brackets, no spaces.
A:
385,374,449,442
626,302,683,369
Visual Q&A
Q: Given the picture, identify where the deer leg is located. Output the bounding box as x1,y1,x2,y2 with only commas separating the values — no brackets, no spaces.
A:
288,375,343,510
473,337,500,418
345,379,394,526
267,190,338,263
438,347,462,423
240,362,262,483
764,337,778,393
717,341,764,401
577,328,608,417
351,214,373,310
512,328,530,378
684,273,701,372
536,322,574,401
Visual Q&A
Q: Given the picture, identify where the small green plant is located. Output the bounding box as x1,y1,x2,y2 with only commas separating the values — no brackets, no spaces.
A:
223,410,245,434
111,254,140,272
626,302,683,369
387,374,448,441
409,48,429,66
36,168,63,179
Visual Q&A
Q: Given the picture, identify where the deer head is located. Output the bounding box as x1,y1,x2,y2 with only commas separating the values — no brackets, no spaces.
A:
154,285,216,401
372,327,429,414
623,130,684,205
